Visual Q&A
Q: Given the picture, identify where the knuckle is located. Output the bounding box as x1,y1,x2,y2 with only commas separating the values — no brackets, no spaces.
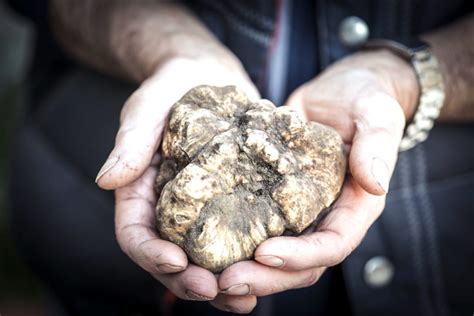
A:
116,236,130,256
115,224,160,272
305,233,351,267
305,235,326,265
119,187,155,208
327,234,356,265
342,238,358,259
259,277,292,295
331,234,363,266
306,234,324,249
115,224,134,255
330,244,349,265
182,276,203,290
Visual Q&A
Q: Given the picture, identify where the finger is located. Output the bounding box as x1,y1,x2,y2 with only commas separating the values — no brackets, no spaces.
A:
284,87,309,122
158,264,219,301
115,157,218,301
96,78,173,190
210,294,257,314
255,178,384,270
219,261,325,297
349,93,405,195
115,160,188,274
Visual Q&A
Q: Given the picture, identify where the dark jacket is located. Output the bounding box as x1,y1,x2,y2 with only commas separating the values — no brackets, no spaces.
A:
8,1,474,315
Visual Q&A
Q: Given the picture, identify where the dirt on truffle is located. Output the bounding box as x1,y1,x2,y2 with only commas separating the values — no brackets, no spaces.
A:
155,85,347,272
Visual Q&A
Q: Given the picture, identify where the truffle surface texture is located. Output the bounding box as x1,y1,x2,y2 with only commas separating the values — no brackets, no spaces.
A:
155,85,346,272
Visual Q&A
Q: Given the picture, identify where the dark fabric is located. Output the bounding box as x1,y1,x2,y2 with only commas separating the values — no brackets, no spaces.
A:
7,0,75,109
7,0,474,315
8,0,473,103
285,0,318,97
188,0,276,93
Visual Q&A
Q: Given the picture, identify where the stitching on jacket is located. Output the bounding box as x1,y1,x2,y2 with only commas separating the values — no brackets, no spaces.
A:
200,0,271,46
399,153,435,316
414,145,449,316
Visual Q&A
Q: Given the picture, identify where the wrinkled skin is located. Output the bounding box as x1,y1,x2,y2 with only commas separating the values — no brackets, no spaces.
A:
155,85,346,272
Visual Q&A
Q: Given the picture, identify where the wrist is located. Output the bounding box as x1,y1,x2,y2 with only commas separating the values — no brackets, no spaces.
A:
379,49,420,121
151,43,250,84
146,55,259,104
342,50,420,121
109,2,245,83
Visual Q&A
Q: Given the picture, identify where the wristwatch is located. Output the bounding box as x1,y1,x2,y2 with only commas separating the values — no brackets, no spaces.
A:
363,38,445,152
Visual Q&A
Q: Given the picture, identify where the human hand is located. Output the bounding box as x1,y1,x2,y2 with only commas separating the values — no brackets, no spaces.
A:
95,56,259,302
212,50,420,313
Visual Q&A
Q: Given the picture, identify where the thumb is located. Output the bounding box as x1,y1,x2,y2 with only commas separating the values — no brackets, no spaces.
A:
349,94,405,195
95,78,174,190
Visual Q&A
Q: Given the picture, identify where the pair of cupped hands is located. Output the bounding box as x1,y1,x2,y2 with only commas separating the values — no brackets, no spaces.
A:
95,49,418,313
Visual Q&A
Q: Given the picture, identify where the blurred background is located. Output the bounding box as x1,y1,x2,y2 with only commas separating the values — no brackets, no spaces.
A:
0,0,47,314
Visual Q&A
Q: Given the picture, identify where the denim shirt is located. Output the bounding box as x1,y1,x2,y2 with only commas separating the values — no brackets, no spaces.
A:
188,1,474,315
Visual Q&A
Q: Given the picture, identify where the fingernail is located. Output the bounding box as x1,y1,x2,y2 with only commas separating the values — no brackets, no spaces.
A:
95,156,119,183
157,263,185,273
255,255,284,267
221,283,250,295
185,289,213,301
371,157,389,193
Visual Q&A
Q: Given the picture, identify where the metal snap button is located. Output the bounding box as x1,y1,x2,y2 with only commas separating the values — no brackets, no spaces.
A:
364,256,394,288
339,16,369,47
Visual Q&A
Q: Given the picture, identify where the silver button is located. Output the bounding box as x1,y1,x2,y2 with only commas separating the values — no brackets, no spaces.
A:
339,16,369,47
364,256,394,288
